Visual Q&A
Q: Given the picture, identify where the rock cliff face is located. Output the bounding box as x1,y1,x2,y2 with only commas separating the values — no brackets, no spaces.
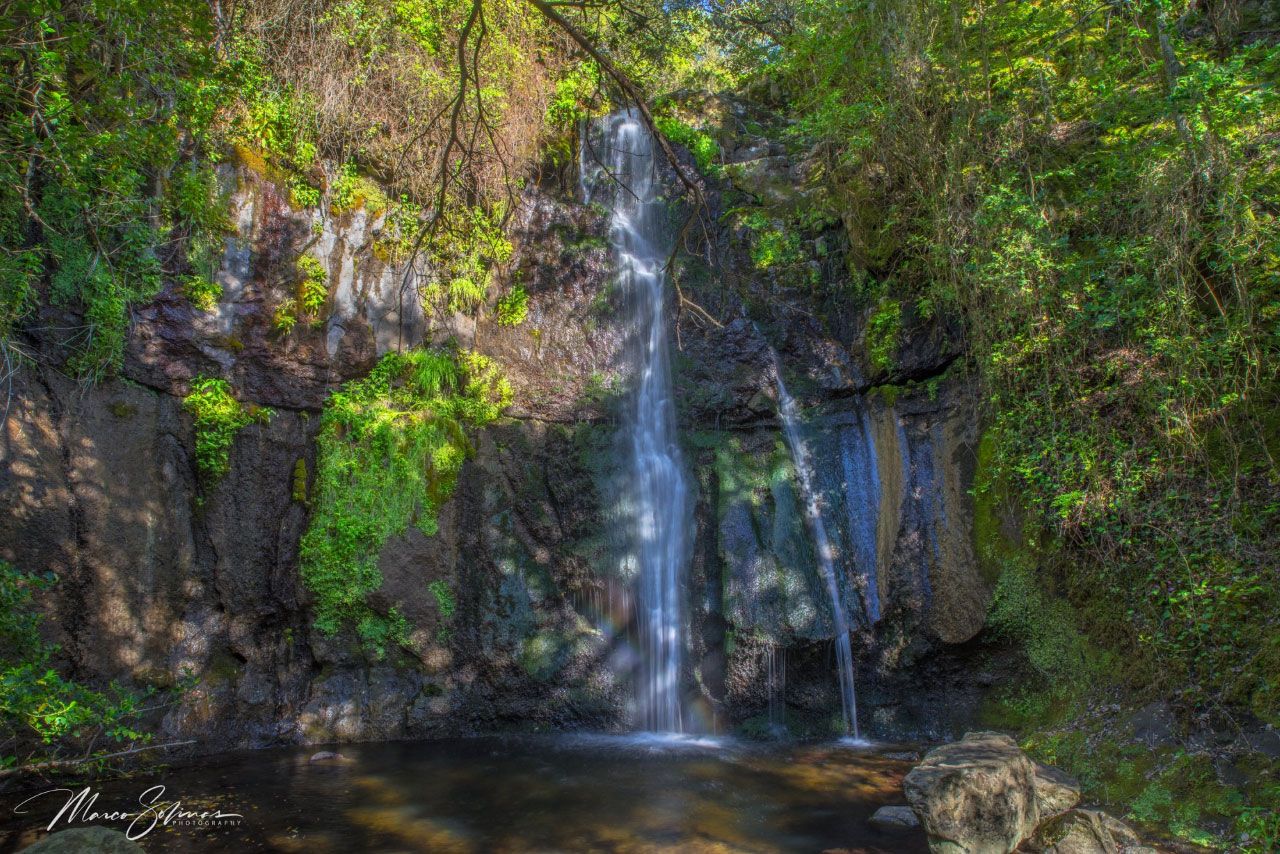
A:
0,122,997,750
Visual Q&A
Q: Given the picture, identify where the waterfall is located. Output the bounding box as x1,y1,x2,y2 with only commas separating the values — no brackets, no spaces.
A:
772,368,861,739
582,110,690,733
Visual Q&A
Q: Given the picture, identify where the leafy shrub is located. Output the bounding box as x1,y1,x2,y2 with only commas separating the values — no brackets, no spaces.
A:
496,283,529,326
299,349,511,655
273,298,299,334
422,204,513,315
296,255,329,317
737,210,806,271
0,562,149,768
182,377,274,482
864,298,901,373
180,275,223,312
330,161,389,215
654,115,720,173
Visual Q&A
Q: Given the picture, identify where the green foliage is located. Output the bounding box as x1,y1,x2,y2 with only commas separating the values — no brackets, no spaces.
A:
654,114,720,173
299,348,511,655
330,161,389,215
496,283,529,327
180,276,223,312
1026,729,1278,850
864,298,901,373
986,560,1090,687
296,255,329,318
274,298,300,335
546,61,604,131
0,0,228,379
737,210,806,272
182,377,274,482
427,580,456,619
223,32,319,185
422,205,513,315
0,562,149,768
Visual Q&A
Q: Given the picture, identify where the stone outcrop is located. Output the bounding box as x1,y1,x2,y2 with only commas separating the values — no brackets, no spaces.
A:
1034,763,1084,820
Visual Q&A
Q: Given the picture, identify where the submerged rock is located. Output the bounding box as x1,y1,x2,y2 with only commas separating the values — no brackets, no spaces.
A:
309,751,352,764
22,827,143,853
1023,809,1156,854
903,731,1040,853
869,805,921,829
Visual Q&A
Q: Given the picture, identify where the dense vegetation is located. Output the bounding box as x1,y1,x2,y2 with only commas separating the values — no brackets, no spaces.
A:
299,348,511,655
0,563,154,772
703,0,1279,844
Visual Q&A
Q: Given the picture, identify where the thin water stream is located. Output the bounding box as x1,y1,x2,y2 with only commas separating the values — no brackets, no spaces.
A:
771,368,861,739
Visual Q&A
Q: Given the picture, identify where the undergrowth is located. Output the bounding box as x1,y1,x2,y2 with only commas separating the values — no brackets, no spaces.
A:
298,348,511,656
182,377,274,482
0,562,152,770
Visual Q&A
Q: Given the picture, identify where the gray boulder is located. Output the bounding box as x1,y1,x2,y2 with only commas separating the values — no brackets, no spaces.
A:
903,731,1040,854
21,827,143,853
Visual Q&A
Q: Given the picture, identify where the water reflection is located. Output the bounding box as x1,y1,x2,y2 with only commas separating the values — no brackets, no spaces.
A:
1,737,927,852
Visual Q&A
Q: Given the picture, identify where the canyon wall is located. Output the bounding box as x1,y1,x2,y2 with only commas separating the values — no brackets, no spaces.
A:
0,117,998,750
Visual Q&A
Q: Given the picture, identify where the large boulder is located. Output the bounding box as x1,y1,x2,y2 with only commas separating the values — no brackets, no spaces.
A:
21,827,143,853
1024,809,1157,854
903,731,1042,853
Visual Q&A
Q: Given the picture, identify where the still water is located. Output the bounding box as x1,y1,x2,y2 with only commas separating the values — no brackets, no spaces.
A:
1,735,927,853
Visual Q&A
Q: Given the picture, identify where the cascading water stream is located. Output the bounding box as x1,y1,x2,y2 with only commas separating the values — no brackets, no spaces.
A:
771,367,861,739
582,110,690,733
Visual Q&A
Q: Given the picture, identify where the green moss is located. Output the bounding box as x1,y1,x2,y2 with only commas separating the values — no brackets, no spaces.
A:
212,334,244,353
107,402,137,419
182,377,273,482
291,458,308,504
519,632,565,681
972,429,1017,584
298,349,511,656
427,580,456,619
872,383,901,408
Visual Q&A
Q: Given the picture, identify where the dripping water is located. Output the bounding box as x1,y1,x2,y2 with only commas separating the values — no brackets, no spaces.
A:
770,366,860,739
582,110,690,733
